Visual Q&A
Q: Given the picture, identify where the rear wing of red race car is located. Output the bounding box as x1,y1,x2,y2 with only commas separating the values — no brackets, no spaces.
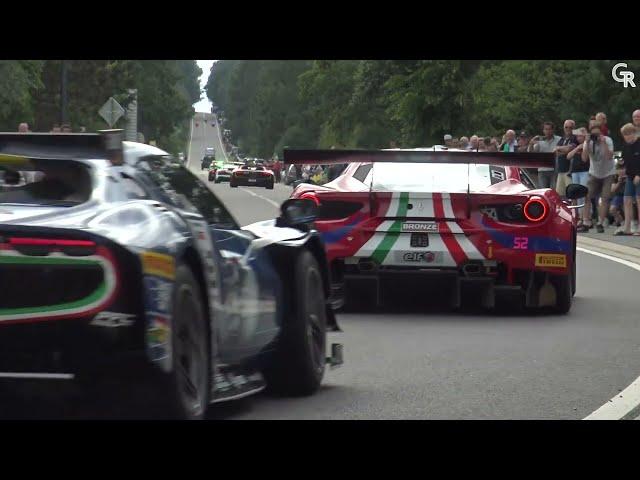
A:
283,148,555,169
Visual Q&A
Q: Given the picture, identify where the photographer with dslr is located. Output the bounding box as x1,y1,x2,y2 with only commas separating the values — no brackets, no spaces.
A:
577,122,615,233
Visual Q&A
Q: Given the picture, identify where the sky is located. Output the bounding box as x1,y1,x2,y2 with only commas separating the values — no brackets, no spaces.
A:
194,60,217,112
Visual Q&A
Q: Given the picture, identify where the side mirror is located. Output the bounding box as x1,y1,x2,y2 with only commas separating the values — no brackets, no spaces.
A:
565,183,588,200
280,198,318,227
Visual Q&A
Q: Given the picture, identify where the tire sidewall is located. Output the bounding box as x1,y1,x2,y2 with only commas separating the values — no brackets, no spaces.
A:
166,264,211,419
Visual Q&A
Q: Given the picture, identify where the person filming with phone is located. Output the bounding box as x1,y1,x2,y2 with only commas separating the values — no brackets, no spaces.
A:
529,122,561,188
577,122,615,233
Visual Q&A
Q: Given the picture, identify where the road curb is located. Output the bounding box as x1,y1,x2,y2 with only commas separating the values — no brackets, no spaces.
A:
577,235,640,264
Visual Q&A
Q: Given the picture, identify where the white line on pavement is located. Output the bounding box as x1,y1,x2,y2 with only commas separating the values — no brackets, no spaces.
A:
578,246,640,420
239,187,280,208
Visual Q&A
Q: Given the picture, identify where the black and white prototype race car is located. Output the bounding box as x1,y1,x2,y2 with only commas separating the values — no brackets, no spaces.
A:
0,130,342,419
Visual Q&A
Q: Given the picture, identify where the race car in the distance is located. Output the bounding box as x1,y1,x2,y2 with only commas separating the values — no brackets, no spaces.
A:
208,161,236,183
0,131,342,419
230,164,275,189
286,148,587,314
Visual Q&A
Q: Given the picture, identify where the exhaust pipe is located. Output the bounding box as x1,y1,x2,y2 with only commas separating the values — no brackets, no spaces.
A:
358,259,376,272
462,263,482,276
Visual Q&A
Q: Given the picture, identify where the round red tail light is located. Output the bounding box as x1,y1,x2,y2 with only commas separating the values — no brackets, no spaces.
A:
524,198,547,222
300,192,320,206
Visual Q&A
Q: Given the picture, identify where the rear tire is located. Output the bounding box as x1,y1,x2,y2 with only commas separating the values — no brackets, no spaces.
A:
263,250,327,396
230,181,238,188
266,182,274,190
552,271,572,314
146,265,211,419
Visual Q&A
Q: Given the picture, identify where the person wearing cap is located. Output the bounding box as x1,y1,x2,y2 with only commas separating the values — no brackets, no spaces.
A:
554,120,578,198
443,134,453,148
516,131,529,152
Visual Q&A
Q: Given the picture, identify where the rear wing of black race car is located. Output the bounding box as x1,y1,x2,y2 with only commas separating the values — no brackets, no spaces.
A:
283,148,555,169
0,130,124,164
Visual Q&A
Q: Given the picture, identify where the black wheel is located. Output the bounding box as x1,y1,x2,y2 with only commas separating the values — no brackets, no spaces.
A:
263,250,327,396
230,182,238,188
266,182,274,190
552,271,572,314
149,265,211,419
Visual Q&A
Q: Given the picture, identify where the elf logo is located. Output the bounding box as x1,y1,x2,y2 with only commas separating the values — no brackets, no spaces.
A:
403,252,436,263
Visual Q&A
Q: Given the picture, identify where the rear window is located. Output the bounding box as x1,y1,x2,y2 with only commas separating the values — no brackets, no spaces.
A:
371,162,493,193
0,158,92,206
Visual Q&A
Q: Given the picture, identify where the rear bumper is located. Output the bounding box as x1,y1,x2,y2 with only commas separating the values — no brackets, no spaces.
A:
332,262,567,309
0,314,149,375
232,177,273,187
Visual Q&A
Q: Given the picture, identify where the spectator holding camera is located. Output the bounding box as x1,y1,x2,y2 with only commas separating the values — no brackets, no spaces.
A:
596,112,609,137
529,121,561,188
617,123,640,235
567,127,589,223
577,122,615,233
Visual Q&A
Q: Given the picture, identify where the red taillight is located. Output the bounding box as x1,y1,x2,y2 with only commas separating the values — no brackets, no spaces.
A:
300,192,321,206
523,198,547,222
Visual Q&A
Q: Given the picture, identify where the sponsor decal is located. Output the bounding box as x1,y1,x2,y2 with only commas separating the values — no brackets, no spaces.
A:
90,311,135,328
401,222,439,233
535,254,567,268
144,276,173,315
147,315,170,345
140,251,175,280
401,251,438,263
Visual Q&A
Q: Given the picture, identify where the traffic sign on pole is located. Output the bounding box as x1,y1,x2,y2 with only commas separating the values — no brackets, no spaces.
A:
98,97,125,128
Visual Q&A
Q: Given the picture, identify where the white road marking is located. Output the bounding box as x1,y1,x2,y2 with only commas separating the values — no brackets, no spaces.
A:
578,246,640,420
239,187,280,208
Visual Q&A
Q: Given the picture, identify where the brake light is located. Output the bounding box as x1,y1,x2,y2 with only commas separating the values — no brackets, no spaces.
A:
523,198,547,222
300,192,321,206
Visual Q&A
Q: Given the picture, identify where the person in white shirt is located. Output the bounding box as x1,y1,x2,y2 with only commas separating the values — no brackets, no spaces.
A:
577,122,615,233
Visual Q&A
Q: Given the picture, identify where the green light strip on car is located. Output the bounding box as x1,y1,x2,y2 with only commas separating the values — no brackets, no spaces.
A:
0,255,107,317
371,192,409,265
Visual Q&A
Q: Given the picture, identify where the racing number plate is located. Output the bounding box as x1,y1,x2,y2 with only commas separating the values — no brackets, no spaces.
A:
410,233,429,248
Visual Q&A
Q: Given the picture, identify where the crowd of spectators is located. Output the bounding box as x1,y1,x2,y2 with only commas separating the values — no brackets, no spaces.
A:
443,109,640,236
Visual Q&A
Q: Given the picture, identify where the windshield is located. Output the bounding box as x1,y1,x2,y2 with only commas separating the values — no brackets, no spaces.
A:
0,158,92,206
371,162,493,193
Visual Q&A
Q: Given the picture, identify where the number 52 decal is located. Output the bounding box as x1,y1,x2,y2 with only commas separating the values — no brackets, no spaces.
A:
513,237,529,250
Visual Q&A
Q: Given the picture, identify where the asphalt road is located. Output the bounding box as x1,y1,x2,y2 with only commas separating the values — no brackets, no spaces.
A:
2,114,639,419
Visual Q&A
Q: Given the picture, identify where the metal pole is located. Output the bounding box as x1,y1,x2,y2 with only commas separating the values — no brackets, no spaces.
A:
60,60,68,125
125,89,138,142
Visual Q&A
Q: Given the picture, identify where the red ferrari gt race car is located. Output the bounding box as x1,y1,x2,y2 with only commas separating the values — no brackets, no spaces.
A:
230,164,275,189
286,148,588,313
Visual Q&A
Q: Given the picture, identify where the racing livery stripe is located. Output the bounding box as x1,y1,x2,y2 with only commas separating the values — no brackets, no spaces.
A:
447,222,485,260
433,193,467,265
442,193,456,219
371,192,409,264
